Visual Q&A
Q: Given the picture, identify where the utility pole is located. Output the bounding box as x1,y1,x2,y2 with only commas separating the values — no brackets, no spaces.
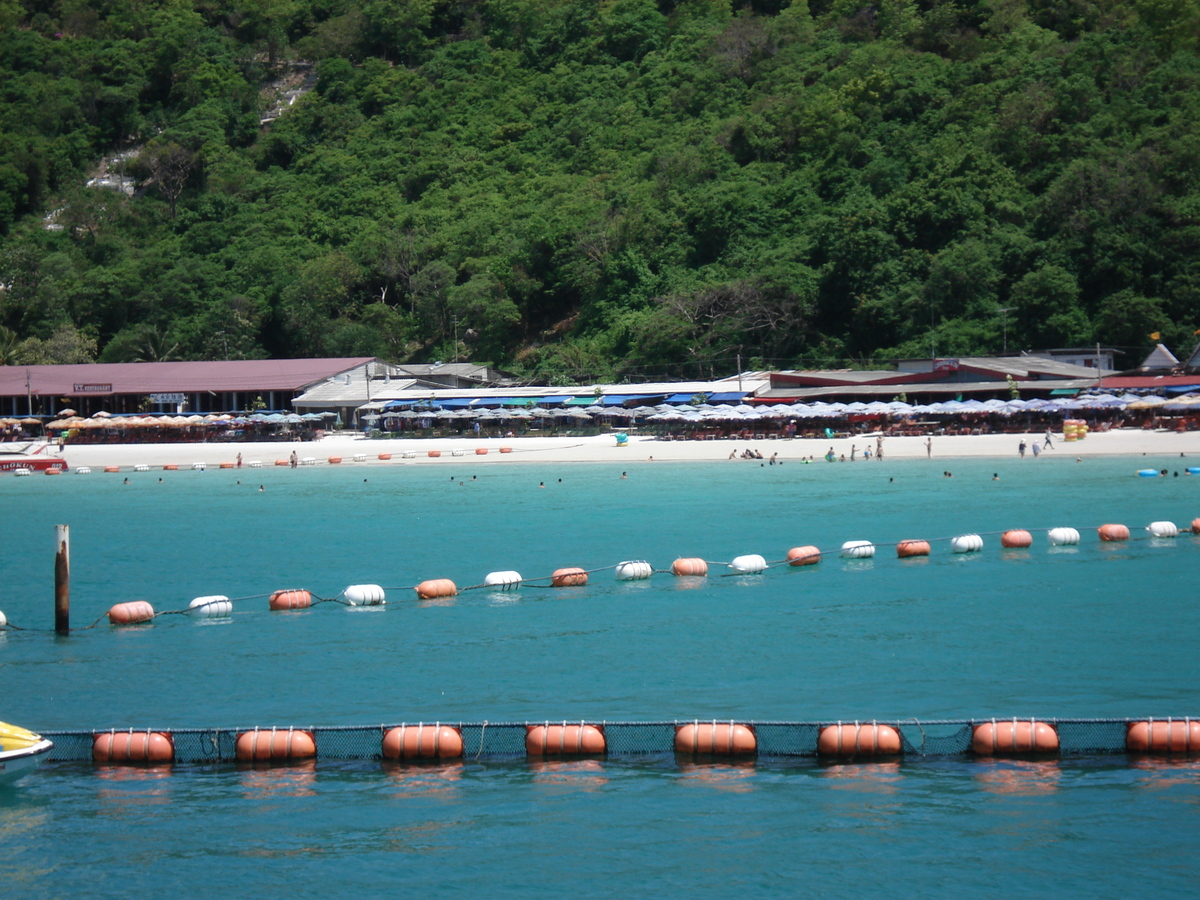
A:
997,307,1014,355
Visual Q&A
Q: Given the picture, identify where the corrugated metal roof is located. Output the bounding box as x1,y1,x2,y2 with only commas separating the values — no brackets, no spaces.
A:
1,359,376,396
1103,374,1200,389
753,378,1102,400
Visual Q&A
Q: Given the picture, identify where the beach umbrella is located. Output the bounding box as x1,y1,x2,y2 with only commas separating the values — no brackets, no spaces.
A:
57,408,77,417
1127,396,1166,409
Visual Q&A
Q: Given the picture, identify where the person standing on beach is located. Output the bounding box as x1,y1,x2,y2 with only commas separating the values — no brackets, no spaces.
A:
290,450,298,468
876,436,883,460
1032,441,1041,458
1018,440,1026,458
1044,428,1054,449
925,437,932,458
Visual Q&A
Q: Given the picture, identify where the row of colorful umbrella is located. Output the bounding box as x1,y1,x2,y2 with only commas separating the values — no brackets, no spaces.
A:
370,393,1168,424
42,411,335,430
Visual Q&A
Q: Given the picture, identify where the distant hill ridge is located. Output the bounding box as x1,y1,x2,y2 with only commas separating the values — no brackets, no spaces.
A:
1,0,1197,381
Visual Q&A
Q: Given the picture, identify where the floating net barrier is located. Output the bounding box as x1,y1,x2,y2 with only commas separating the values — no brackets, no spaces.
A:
39,718,1195,764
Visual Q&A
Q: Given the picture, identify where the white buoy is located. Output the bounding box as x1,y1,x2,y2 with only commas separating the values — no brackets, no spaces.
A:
484,571,523,589
344,584,386,606
1047,527,1080,545
951,534,983,553
729,554,767,574
191,462,206,471
189,595,232,617
402,451,417,459
0,609,7,628
353,454,368,462
133,464,149,472
615,560,653,581
248,460,263,468
75,466,91,474
13,467,31,476
301,457,316,466
1147,521,1179,538
841,540,876,559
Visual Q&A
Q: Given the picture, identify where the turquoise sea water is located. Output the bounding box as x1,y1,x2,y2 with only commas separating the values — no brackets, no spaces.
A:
1,455,1199,896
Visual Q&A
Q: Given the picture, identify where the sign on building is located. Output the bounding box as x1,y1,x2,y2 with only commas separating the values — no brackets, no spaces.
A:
150,393,186,403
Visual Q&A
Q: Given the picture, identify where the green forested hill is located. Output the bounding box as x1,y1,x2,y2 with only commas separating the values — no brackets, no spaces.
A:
2,0,1199,381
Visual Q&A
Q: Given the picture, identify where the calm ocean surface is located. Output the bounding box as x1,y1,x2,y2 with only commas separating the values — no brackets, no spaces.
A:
2,454,1198,896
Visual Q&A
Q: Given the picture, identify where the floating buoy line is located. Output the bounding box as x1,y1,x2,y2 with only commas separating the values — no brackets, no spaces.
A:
2,516,1198,633
40,716,1200,766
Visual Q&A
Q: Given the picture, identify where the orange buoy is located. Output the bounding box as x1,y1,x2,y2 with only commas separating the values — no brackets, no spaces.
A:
415,578,457,599
269,589,312,611
526,723,607,756
672,558,708,577
475,447,488,455
382,724,464,760
972,720,1059,756
675,722,756,756
818,723,903,758
1098,523,1130,541
378,453,392,460
327,456,342,464
163,464,178,471
427,450,441,458
1126,719,1200,753
275,459,289,466
786,546,821,566
107,601,155,625
499,446,513,453
219,462,234,469
896,540,930,558
235,728,317,761
93,731,175,764
550,567,588,587
104,465,120,473
45,467,62,475
1000,530,1033,548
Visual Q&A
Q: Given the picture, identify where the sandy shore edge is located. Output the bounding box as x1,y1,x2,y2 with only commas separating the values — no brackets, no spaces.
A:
8,428,1198,469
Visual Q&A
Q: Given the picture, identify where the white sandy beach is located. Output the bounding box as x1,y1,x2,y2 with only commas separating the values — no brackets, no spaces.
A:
14,427,1200,470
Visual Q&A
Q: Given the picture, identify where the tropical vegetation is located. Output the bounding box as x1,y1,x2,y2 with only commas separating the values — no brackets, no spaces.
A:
2,0,1199,381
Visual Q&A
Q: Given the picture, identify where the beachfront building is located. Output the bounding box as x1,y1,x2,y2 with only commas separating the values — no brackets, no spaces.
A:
0,358,382,417
754,356,1119,404
291,362,512,426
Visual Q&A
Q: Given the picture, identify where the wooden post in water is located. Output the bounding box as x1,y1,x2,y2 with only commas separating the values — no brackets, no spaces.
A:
55,524,69,634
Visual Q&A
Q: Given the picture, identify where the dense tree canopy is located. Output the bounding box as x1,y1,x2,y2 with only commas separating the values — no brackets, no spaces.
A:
2,0,1199,380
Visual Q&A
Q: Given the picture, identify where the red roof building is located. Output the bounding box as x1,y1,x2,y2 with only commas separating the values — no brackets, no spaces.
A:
0,358,376,416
